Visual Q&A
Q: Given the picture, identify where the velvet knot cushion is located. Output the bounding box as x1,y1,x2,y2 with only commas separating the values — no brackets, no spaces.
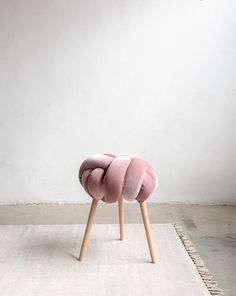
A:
79,153,157,203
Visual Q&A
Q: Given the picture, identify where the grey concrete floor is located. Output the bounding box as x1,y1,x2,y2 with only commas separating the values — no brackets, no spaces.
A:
0,203,235,296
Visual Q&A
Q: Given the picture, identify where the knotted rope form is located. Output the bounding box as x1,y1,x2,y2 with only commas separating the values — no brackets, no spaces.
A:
79,154,157,203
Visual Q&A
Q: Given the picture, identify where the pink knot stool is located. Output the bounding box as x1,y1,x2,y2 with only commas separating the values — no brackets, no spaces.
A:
78,153,158,263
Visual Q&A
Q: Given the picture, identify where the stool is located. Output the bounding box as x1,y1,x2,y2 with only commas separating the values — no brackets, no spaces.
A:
78,153,158,263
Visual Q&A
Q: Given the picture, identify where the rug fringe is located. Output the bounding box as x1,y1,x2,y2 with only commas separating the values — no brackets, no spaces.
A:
173,223,223,296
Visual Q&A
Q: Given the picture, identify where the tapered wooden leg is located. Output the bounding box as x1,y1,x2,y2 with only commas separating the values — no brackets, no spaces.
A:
78,199,99,261
139,201,156,263
118,197,124,240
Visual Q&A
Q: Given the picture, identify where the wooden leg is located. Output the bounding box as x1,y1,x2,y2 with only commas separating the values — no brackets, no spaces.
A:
78,199,99,261
139,201,156,263
118,197,124,240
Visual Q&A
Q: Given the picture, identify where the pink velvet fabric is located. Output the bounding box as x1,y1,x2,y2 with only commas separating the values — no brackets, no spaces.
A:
79,154,157,203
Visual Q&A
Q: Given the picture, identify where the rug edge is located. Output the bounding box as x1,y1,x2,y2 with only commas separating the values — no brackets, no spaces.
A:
172,223,223,296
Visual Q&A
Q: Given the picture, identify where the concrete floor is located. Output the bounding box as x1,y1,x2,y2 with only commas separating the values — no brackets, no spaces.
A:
0,203,235,296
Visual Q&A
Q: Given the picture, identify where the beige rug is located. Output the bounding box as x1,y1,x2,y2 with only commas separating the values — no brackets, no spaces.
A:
0,224,222,296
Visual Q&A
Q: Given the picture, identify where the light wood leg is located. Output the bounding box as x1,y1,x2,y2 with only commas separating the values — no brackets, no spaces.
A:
78,199,99,261
118,197,124,240
139,201,156,263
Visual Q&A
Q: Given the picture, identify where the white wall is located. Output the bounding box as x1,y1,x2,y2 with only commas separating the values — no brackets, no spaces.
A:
0,0,236,205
